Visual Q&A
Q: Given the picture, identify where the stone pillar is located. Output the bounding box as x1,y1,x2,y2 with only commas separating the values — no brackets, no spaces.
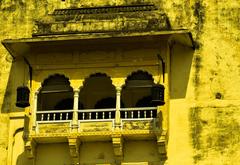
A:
32,91,39,131
72,89,79,131
115,86,122,130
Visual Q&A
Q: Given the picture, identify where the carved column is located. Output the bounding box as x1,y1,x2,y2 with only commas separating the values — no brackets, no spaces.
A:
32,91,39,131
115,86,122,130
68,137,80,165
72,89,79,132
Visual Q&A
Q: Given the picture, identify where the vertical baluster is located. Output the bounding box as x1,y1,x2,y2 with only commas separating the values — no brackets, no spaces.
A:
109,112,111,119
144,111,147,118
96,112,98,119
83,113,85,120
131,111,133,118
138,111,140,118
150,110,153,118
89,112,91,119
53,113,56,120
125,111,127,119
66,113,69,120
47,114,50,121
103,112,105,119
41,114,44,121
60,113,63,120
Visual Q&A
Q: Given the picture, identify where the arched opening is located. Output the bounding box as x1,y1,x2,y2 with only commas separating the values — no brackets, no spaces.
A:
79,73,116,119
135,96,157,118
121,70,157,118
122,70,155,108
135,96,153,107
54,98,84,110
94,97,124,109
94,97,116,109
37,74,73,120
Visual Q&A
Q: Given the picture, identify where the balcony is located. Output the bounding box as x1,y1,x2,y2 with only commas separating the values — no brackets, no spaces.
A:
25,71,167,162
30,71,164,138
34,106,160,136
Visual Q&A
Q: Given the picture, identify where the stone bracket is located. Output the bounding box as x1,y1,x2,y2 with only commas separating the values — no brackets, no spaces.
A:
157,130,167,160
112,133,123,161
68,137,80,165
25,139,37,159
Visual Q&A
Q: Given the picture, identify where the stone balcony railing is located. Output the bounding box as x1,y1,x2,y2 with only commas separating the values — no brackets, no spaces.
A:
26,106,167,161
34,107,160,134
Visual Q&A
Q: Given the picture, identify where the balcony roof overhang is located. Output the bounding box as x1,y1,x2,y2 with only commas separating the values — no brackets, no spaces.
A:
2,30,194,58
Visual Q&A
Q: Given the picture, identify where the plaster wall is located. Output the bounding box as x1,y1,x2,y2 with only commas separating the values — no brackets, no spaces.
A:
0,0,239,165
35,143,71,165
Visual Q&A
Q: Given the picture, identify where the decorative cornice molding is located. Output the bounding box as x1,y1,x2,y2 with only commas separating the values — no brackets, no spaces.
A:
32,4,170,36
53,4,157,16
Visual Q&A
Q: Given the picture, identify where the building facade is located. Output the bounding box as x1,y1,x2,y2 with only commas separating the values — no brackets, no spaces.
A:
0,0,239,165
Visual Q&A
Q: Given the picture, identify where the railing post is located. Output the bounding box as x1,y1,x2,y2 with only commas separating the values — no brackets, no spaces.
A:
115,86,122,130
72,89,79,132
32,91,38,131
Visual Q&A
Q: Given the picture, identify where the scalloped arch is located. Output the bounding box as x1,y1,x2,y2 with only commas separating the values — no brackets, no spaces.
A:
125,70,154,84
81,72,114,87
41,73,71,87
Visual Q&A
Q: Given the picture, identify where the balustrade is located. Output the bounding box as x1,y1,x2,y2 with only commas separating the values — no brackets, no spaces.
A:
35,107,157,123
78,108,116,120
120,107,157,119
36,110,73,122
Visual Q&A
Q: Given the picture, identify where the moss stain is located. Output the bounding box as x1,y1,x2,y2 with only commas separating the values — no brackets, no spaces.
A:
193,55,202,99
189,107,203,163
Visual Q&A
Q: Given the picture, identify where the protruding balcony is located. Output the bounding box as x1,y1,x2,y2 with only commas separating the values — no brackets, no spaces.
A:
34,106,159,134
30,71,165,144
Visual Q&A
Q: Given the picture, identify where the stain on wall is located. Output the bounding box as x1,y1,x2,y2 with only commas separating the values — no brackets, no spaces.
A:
0,0,240,165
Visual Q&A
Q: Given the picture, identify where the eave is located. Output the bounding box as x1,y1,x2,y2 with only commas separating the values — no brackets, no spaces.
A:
2,30,194,58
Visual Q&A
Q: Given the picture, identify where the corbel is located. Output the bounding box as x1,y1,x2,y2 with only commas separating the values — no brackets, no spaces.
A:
157,130,167,160
25,139,37,159
68,137,80,165
112,133,123,162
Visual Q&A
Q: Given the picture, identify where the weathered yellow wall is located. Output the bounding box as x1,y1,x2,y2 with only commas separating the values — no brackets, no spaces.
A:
0,0,240,165
36,143,71,165
80,141,114,164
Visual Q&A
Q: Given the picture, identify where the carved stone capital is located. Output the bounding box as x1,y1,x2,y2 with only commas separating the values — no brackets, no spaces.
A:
34,91,39,97
74,89,80,96
116,86,122,93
